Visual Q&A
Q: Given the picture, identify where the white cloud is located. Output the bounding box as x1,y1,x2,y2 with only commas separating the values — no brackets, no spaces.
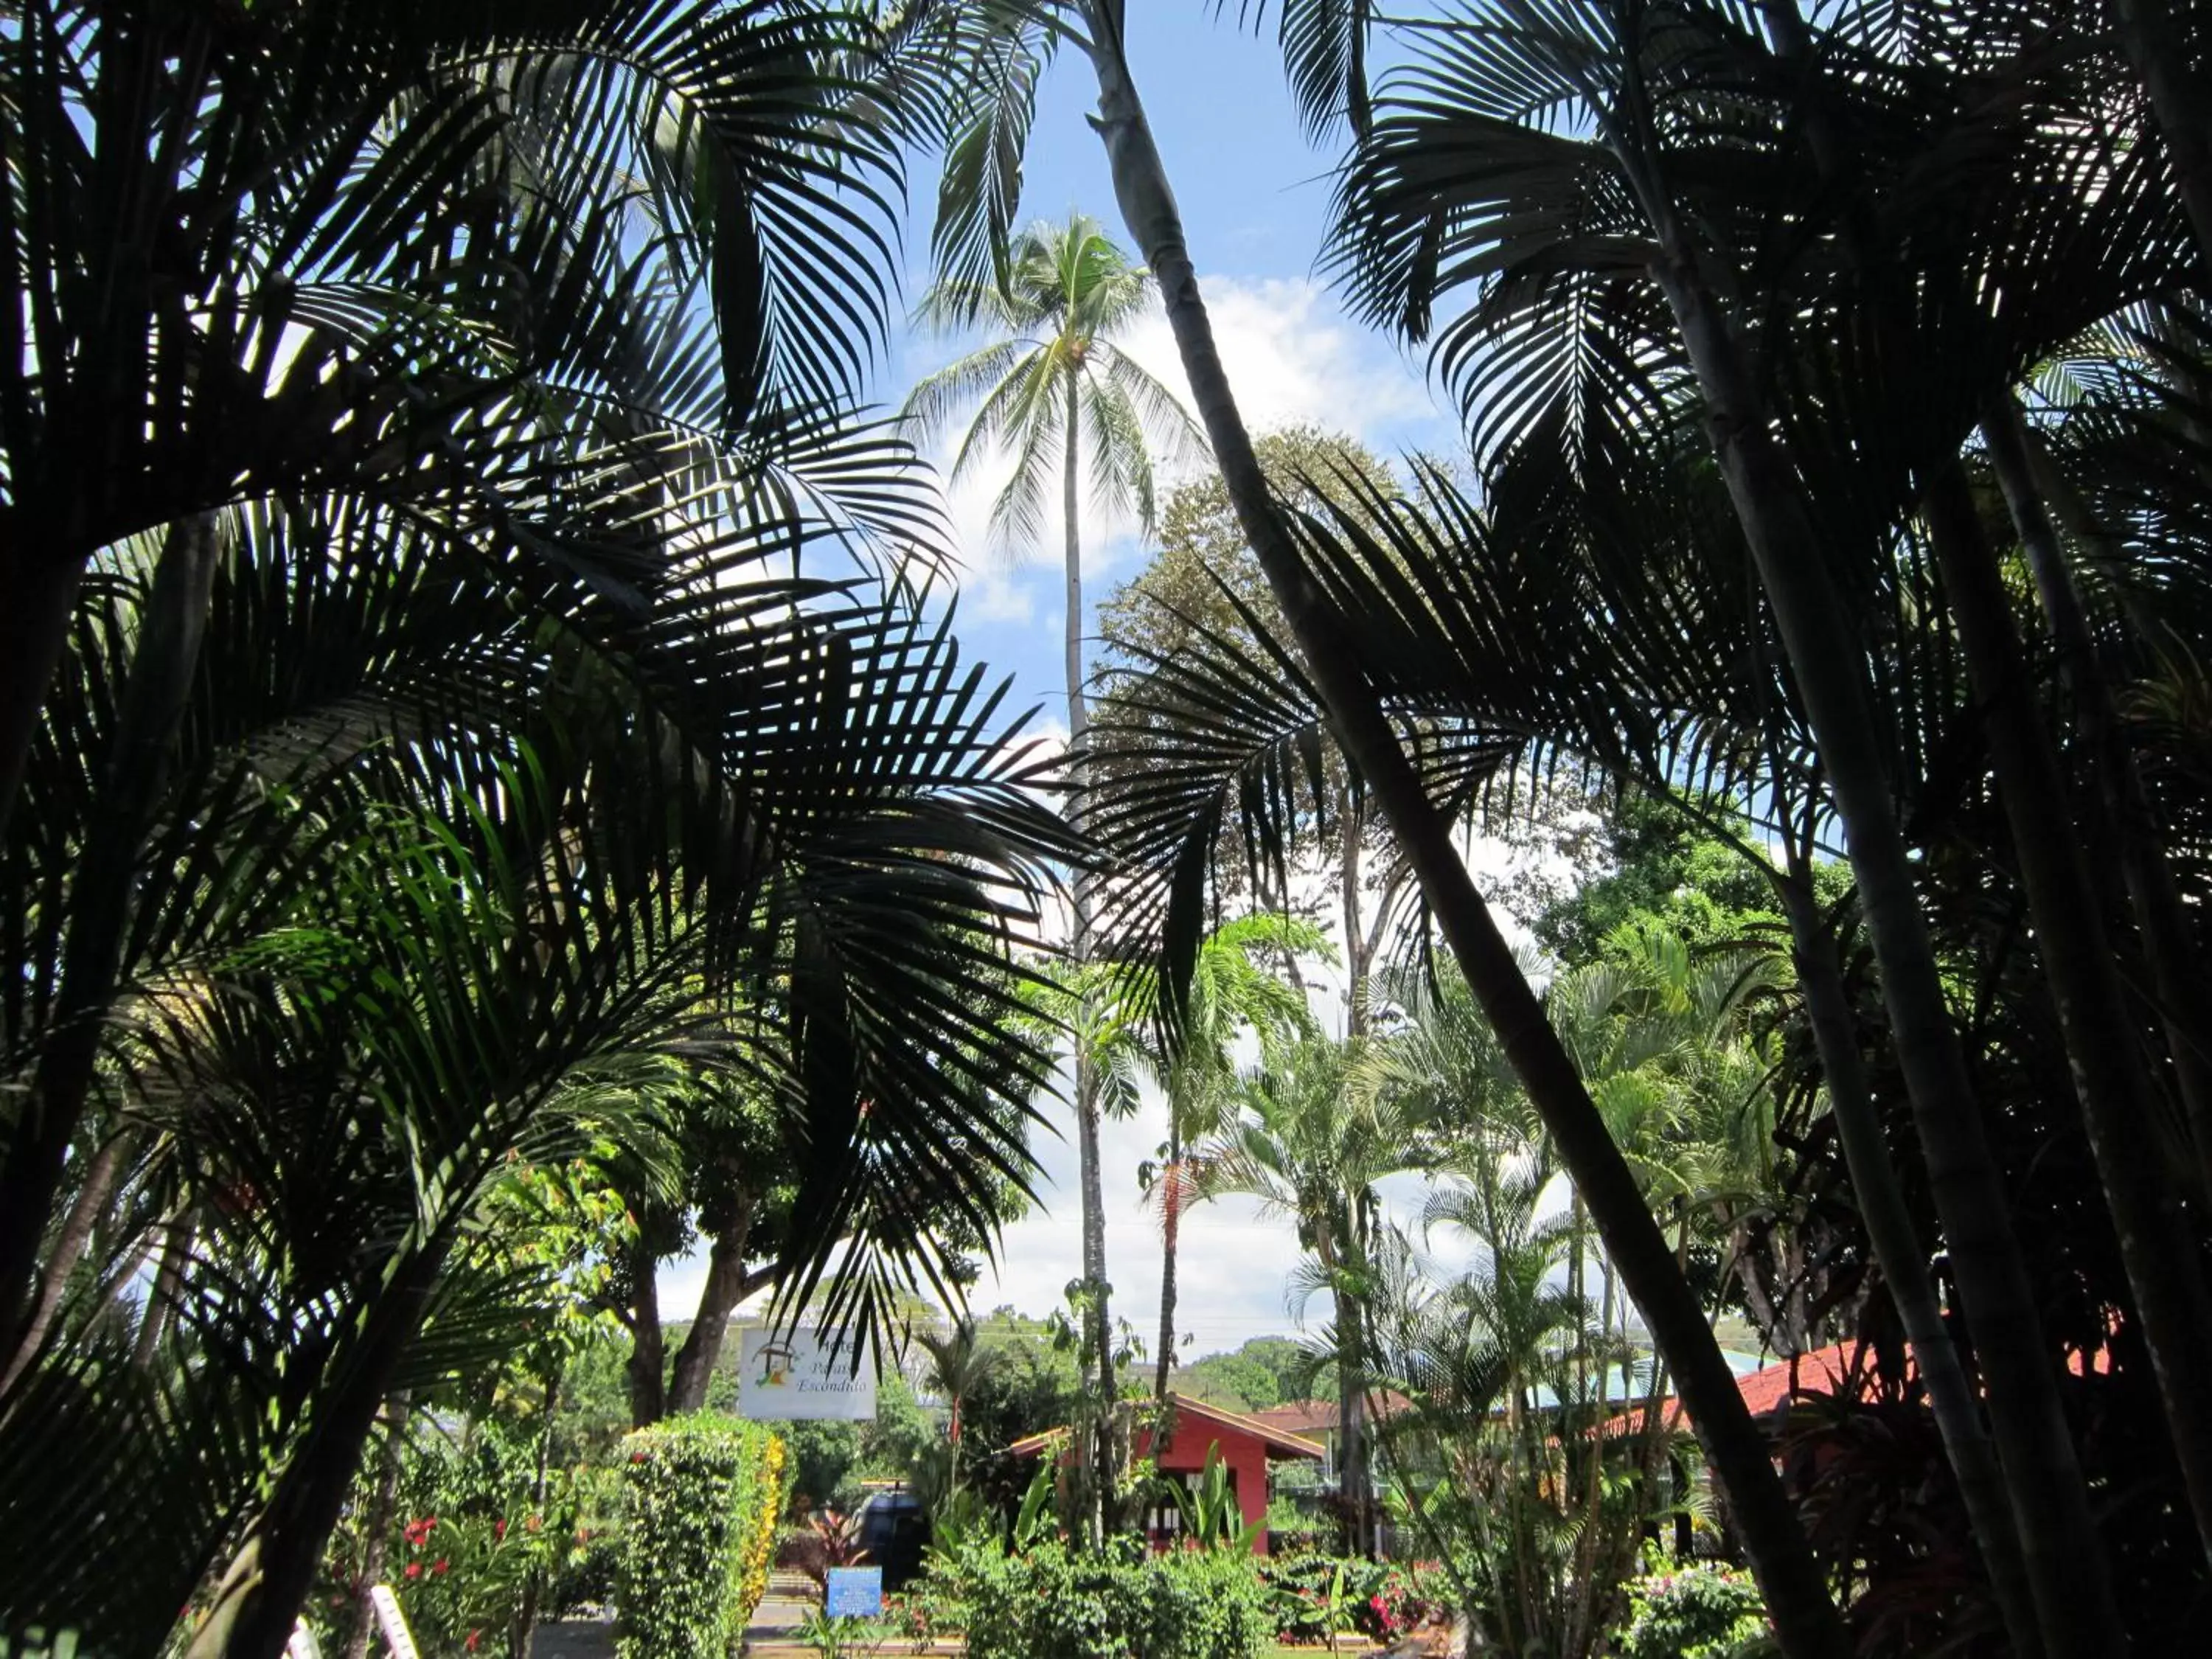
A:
1115,274,1440,457
905,271,1446,632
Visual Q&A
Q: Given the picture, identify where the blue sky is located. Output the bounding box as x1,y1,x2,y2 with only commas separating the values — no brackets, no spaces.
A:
681,12,1472,1360
881,11,1453,725
892,13,1461,1352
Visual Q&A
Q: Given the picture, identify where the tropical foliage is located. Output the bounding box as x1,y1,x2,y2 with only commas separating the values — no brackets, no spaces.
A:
12,1,2212,1656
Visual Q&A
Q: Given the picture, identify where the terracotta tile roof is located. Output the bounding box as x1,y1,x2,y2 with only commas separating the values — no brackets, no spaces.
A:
1249,1394,1413,1436
1602,1338,2118,1439
1006,1392,1326,1461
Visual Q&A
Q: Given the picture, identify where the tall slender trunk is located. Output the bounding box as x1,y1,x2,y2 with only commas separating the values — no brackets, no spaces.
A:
0,1131,131,1393
0,515,220,1357
0,546,83,848
627,1238,667,1427
189,1252,445,1659
1340,782,1368,1039
667,1208,758,1414
1063,355,1116,1531
1336,1270,1370,1558
340,1396,411,1659
1985,395,2212,1197
1775,859,2042,1659
1634,192,2118,1649
2107,0,2212,282
511,1371,560,1659
133,1212,192,1368
1154,1123,1180,1400
1726,9,2127,1631
1924,465,2212,1567
1076,17,1848,1654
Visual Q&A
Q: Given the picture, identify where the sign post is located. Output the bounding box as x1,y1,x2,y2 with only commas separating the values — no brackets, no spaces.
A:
737,1327,878,1421
825,1566,885,1620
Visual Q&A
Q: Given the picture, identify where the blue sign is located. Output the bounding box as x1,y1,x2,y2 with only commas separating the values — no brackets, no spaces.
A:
825,1566,883,1619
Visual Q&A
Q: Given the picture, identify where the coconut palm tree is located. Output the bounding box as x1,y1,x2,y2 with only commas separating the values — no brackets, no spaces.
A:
911,10,1851,1649
902,212,1198,1415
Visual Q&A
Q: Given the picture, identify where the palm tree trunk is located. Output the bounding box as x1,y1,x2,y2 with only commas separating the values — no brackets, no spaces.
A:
1984,394,2212,1197
1337,1281,1371,1558
0,1130,131,1393
1062,353,1117,1528
1075,18,1848,1655
339,1396,411,1659
1635,200,2119,1652
1155,1125,1181,1400
1775,859,2042,1658
2107,0,2212,282
133,1212,192,1367
1924,464,2212,1567
0,514,220,1359
1340,781,1370,1039
189,1248,446,1659
0,545,83,848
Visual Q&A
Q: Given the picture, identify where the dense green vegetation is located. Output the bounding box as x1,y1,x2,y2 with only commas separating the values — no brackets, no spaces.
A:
5,2,2212,1657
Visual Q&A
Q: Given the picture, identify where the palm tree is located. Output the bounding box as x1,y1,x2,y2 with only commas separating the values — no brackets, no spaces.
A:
0,493,1077,1656
919,1315,1002,1491
908,9,1851,1649
1200,1037,1423,1556
902,213,1197,1419
1318,7,2205,1642
0,0,910,849
0,10,1086,1649
1093,408,2051,1649
1127,914,1328,1398
0,0,925,1366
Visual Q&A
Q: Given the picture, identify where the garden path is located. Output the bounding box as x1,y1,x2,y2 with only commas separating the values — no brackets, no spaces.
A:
527,1573,815,1659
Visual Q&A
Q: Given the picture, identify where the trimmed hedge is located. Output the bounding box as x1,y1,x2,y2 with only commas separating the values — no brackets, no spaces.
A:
615,1414,789,1659
952,1541,1272,1659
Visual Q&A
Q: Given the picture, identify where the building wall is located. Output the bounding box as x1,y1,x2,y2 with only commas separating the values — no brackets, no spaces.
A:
1135,1421,1275,1553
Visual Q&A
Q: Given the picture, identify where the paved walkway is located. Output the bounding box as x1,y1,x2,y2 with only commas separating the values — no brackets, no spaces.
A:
533,1571,819,1658
532,1618,617,1659
741,1571,821,1656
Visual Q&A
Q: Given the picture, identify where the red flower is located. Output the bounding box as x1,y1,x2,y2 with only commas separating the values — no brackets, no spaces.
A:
432,1558,449,1576
404,1563,422,1580
465,1633,481,1653
494,1519,507,1542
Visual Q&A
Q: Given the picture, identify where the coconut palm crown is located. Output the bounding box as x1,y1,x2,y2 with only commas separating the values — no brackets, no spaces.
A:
900,213,1198,1457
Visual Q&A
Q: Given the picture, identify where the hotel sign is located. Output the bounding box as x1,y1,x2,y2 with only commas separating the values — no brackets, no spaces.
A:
737,1326,878,1421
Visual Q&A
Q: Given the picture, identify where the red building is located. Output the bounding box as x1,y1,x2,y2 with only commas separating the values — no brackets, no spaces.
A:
1006,1393,1325,1554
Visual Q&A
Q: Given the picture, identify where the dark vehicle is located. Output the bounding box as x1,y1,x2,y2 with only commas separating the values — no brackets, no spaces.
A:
854,1489,929,1591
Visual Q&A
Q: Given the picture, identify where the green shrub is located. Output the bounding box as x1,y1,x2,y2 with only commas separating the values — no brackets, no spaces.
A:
549,1517,622,1615
949,1540,1270,1659
616,1413,790,1659
1613,1551,1769,1659
1258,1554,1445,1641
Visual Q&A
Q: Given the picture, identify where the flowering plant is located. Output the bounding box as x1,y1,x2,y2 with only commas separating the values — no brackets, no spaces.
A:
389,1500,573,1655
1613,1546,1769,1659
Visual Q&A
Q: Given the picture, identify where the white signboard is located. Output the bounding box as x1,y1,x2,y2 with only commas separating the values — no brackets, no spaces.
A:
738,1326,878,1421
